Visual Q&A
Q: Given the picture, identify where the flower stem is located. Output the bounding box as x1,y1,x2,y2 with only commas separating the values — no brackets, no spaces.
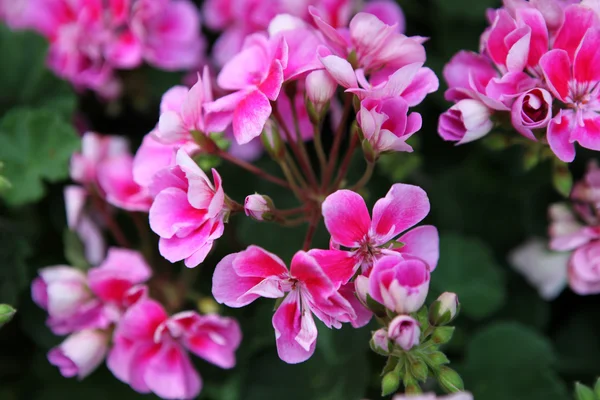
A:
90,190,131,248
350,161,375,192
216,148,290,188
302,212,320,251
331,130,359,190
313,122,327,181
321,94,353,192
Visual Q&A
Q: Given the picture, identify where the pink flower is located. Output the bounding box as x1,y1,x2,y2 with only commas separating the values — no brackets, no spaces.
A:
70,132,129,186
388,315,420,351
96,153,153,212
443,51,498,103
569,240,600,294
318,184,437,284
361,0,405,33
539,5,600,161
368,255,430,314
548,203,600,251
149,149,227,268
108,299,241,399
511,87,553,139
357,96,422,153
48,329,109,379
212,246,355,363
305,69,337,112
244,194,272,221
438,99,494,144
206,34,289,144
64,186,105,265
156,67,229,144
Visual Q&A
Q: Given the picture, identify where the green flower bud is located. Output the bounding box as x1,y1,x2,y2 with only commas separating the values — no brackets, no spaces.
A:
429,292,460,326
0,304,16,328
437,366,464,393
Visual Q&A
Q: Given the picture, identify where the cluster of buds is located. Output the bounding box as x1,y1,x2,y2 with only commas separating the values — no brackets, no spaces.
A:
369,287,461,395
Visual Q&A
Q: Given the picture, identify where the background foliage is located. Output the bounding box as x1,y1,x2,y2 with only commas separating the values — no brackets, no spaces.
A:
0,0,595,399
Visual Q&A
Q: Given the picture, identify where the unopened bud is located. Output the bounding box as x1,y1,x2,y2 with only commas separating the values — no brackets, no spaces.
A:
381,368,401,396
388,315,420,351
429,292,460,326
0,304,16,327
305,70,336,114
370,328,390,355
431,326,455,345
262,121,285,160
354,274,369,306
244,194,274,221
437,366,464,393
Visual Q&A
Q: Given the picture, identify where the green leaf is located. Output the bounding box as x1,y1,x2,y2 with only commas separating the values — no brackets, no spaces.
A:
462,323,569,400
0,25,75,118
0,108,80,205
429,234,506,320
552,159,572,198
575,382,596,400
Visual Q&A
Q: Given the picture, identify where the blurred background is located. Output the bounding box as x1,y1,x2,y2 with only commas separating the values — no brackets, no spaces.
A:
0,0,595,399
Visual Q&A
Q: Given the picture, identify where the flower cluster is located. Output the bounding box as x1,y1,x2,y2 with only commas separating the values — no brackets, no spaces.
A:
32,247,241,399
547,161,600,294
0,0,204,97
439,0,600,162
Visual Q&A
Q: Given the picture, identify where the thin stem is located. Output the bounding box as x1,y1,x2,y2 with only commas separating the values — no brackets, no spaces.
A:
281,216,310,227
313,122,327,182
290,95,319,187
331,131,359,190
302,212,320,251
321,94,353,191
349,161,375,192
278,159,305,201
275,206,308,216
273,109,319,188
216,148,290,188
284,151,307,188
90,191,131,248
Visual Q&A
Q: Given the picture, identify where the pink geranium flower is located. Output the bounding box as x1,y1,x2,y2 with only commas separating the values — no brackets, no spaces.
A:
212,246,355,363
149,149,227,267
70,132,129,186
108,299,241,399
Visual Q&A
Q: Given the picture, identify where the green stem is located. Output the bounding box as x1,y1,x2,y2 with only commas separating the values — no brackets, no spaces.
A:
321,94,353,192
350,161,375,192
331,131,359,190
216,148,290,188
313,122,327,182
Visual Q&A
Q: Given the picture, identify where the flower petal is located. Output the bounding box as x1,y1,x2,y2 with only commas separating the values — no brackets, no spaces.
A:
322,189,371,248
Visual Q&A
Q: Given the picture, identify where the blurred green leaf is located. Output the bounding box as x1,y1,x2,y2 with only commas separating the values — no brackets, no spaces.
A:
0,25,76,118
430,234,506,320
552,159,573,198
462,322,569,400
377,152,422,183
0,108,80,205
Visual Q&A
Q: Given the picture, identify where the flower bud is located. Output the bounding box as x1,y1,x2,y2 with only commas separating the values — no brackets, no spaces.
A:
438,99,493,145
48,329,109,379
388,315,420,351
370,328,390,355
429,292,460,326
437,366,465,393
305,70,336,113
381,368,401,396
244,194,274,221
261,121,285,160
0,304,16,327
354,274,369,306
368,255,430,314
511,88,552,139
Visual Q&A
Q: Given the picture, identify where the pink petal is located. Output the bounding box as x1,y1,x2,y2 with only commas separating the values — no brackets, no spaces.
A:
307,249,360,287
572,113,600,151
487,10,517,66
371,184,430,244
158,220,215,264
322,189,371,248
400,67,439,107
116,299,167,341
258,60,284,101
105,29,143,69
149,188,207,239
338,283,372,328
547,110,576,162
183,314,242,369
128,342,162,393
553,4,598,61
505,26,531,72
516,8,548,67
272,291,317,364
144,342,202,400
396,225,440,271
160,86,188,114
107,335,137,385
573,28,600,84
232,90,272,145
539,49,571,102
132,133,177,188
319,54,358,89
233,245,289,278
217,40,269,91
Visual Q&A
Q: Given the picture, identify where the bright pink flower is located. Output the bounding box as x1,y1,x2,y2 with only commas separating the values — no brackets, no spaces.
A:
361,0,405,33
539,5,600,161
149,149,227,267
443,51,498,103
206,34,289,144
438,99,494,144
97,154,153,212
70,132,129,186
64,186,105,265
388,315,420,351
511,87,553,139
357,96,422,153
48,329,109,379
212,246,355,363
108,299,241,399
368,255,430,314
317,184,436,286
569,240,600,294
157,67,229,144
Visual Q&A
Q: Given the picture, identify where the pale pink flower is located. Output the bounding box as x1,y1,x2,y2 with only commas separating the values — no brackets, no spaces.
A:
96,154,153,212
156,67,229,144
539,5,600,161
509,238,569,300
357,96,422,153
48,329,109,379
64,186,105,265
149,149,227,267
548,203,600,252
569,240,600,294
369,255,430,314
305,69,337,111
361,0,405,33
108,299,241,399
511,87,553,139
388,315,420,351
206,34,289,144
317,184,437,285
438,99,494,144
70,132,129,186
244,194,272,221
212,246,355,363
